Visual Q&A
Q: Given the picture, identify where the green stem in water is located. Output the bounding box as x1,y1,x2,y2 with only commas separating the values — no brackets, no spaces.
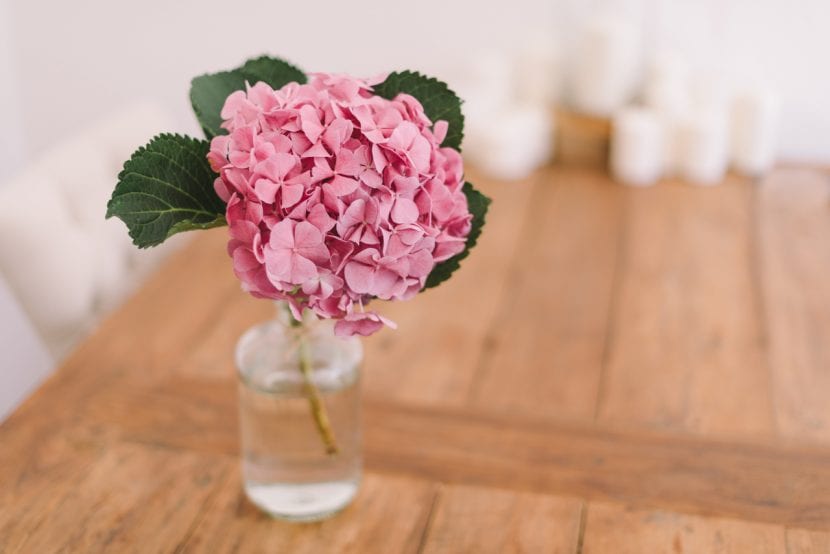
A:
290,313,339,456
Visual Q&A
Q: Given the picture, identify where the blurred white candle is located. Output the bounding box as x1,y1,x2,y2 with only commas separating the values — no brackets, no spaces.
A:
688,70,730,119
731,89,779,176
642,53,691,177
515,34,562,106
675,110,729,186
611,107,664,187
570,14,639,117
465,106,553,181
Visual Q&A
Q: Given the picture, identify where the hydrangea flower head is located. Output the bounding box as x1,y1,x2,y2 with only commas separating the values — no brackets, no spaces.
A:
208,73,472,336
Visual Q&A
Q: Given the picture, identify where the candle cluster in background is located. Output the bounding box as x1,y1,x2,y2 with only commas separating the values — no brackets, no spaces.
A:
450,10,780,186
449,47,556,181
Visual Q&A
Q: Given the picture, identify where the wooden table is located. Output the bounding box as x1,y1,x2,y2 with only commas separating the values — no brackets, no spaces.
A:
2,167,830,552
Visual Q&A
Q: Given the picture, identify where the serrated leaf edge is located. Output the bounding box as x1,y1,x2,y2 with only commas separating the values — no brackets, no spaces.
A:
373,70,465,151
423,182,491,290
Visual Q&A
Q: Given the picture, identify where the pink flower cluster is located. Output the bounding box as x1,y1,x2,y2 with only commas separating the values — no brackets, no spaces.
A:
208,73,471,336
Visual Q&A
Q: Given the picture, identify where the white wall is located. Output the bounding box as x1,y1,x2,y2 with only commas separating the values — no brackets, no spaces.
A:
4,0,830,166
0,0,24,182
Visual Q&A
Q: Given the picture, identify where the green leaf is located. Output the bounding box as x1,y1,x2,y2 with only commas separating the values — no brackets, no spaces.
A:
190,70,248,139
373,70,465,151
190,56,307,138
240,56,306,89
106,133,226,248
423,182,491,290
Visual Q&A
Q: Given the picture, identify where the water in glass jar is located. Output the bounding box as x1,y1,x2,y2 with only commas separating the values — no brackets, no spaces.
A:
236,320,362,521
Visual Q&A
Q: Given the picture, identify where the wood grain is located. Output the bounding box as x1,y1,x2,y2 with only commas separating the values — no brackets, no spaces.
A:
0,424,106,553
181,472,437,554
471,169,623,420
581,502,787,554
363,401,830,531
5,442,227,554
598,177,776,437
420,484,582,554
787,530,830,554
758,168,830,442
75,376,830,531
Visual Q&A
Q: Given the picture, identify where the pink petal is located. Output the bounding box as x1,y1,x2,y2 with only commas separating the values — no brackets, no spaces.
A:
280,183,305,208
371,267,402,299
391,197,419,224
372,144,388,172
328,175,360,196
343,261,375,294
433,120,449,144
334,148,362,177
232,246,261,272
301,143,330,158
360,169,382,188
300,104,325,143
336,198,364,238
323,119,354,153
334,311,396,337
256,152,298,181
293,220,324,248
268,219,295,250
311,158,335,184
289,254,319,284
264,248,294,283
326,236,355,273
221,90,248,120
407,249,435,278
254,178,279,204
388,121,431,172
294,221,330,263
334,316,385,337
229,220,259,243
214,177,231,202
308,203,336,233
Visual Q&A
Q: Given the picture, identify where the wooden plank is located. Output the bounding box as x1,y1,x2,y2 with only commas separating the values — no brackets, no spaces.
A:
758,168,830,442
362,171,537,406
787,529,830,553
4,442,227,553
362,401,830,530
470,168,622,420
0,425,105,552
598,177,776,437
79,376,240,457
176,293,272,382
181,472,436,553
77,379,830,530
581,502,786,553
420,484,582,554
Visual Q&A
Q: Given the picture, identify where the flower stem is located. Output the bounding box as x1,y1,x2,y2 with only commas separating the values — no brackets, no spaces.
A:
291,314,339,456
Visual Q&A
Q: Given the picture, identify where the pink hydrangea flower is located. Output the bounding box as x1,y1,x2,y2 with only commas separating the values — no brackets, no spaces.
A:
209,73,472,336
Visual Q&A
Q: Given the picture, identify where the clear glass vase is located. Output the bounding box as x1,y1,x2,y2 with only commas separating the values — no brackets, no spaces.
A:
235,304,363,522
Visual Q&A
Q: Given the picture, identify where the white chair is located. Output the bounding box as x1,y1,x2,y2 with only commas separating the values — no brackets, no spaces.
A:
0,272,53,421
0,102,184,362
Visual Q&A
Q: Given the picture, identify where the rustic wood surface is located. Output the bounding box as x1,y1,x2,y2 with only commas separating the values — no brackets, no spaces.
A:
2,166,830,553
